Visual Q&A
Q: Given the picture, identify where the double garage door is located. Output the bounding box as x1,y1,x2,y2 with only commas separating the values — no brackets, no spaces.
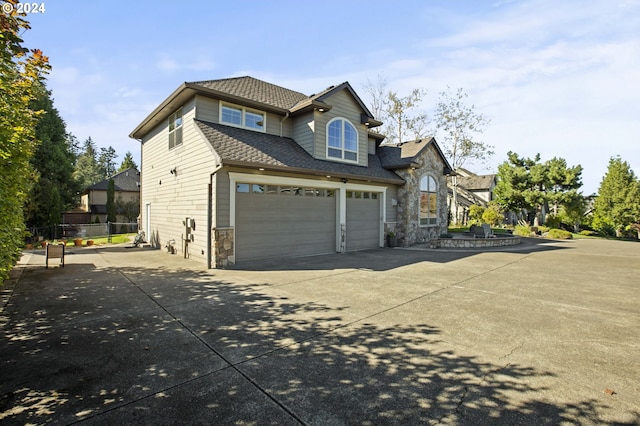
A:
235,183,381,262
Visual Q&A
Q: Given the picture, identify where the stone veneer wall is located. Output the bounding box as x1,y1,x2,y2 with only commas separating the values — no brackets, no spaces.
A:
393,146,449,247
213,227,234,268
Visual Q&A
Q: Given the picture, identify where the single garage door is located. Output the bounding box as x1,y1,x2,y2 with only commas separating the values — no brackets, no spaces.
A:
346,190,381,251
235,183,336,262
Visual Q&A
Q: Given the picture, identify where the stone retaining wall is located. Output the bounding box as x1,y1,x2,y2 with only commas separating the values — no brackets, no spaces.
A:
431,236,521,249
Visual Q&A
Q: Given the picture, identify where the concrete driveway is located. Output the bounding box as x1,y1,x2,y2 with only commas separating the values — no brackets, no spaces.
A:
1,238,639,425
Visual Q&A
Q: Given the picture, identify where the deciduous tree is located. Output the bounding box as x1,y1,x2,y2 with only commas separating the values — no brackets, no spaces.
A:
0,6,50,281
434,87,492,223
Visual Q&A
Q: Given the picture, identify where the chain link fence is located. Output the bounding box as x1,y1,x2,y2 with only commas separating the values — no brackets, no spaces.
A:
28,222,138,243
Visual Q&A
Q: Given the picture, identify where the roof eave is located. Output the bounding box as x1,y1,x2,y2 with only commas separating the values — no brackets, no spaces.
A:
130,83,195,140
221,160,404,185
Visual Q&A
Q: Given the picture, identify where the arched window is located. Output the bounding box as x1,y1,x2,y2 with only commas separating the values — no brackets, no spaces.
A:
327,118,358,162
420,175,438,226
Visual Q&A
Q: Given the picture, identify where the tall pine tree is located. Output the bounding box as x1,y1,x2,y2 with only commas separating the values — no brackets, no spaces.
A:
24,85,79,227
593,157,640,236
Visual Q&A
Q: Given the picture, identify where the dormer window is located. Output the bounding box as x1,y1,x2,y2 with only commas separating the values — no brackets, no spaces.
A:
220,102,265,132
327,118,358,162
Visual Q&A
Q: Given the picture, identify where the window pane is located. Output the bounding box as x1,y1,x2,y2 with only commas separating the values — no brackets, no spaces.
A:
266,185,278,195
354,191,362,199
236,183,250,193
344,151,357,161
304,188,316,196
428,176,437,191
344,122,357,151
346,191,354,198
326,189,335,197
245,111,264,129
363,192,370,199
371,193,378,200
328,121,342,148
222,106,242,125
175,114,183,128
175,127,183,146
252,184,264,194
169,132,175,149
328,148,342,158
428,193,437,216
420,192,429,220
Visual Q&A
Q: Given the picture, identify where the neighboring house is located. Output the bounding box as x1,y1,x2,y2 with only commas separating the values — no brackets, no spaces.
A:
78,168,141,223
129,76,452,268
447,168,497,224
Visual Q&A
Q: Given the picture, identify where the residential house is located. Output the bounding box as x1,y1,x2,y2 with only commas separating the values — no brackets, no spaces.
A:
129,77,452,268
447,168,497,224
78,168,141,224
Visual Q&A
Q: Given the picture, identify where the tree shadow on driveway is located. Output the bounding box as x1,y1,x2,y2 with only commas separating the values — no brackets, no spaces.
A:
1,254,636,424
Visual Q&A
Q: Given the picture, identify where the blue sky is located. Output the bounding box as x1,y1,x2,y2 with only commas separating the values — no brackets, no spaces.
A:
21,0,640,194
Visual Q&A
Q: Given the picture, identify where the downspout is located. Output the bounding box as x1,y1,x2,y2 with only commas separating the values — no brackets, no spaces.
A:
207,163,223,269
279,112,290,137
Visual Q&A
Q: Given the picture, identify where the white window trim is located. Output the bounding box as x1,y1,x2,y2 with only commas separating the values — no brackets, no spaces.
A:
326,117,359,164
228,172,386,250
419,175,438,227
219,101,266,133
168,107,183,150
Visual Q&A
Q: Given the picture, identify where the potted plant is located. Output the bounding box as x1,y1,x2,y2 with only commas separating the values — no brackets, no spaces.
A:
387,231,397,248
74,238,83,247
86,239,94,246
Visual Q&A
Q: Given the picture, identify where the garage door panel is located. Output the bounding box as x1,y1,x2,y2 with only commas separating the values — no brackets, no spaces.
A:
236,192,336,262
346,197,380,251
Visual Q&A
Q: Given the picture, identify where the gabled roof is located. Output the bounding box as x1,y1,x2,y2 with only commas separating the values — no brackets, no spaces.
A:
378,138,454,174
292,82,380,123
189,76,309,110
130,76,383,139
195,120,404,185
86,168,140,192
457,173,496,191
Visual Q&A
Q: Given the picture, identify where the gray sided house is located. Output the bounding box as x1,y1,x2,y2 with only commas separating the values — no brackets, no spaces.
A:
79,168,140,224
130,76,452,268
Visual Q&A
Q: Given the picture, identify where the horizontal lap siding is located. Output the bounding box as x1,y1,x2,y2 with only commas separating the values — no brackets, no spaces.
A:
141,97,217,264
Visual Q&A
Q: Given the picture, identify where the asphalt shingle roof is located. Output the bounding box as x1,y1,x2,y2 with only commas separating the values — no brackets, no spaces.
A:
87,168,140,192
195,120,404,184
458,174,496,190
189,76,309,110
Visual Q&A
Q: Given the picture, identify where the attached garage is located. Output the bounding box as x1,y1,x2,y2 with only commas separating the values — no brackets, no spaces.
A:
235,183,337,262
346,191,382,251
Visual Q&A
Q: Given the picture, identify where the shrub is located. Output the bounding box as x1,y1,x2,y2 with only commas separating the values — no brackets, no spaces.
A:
546,228,573,239
579,230,597,236
514,224,532,237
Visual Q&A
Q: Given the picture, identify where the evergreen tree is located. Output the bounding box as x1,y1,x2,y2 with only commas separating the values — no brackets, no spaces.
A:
118,151,138,172
24,85,79,227
98,146,118,178
593,157,640,236
73,137,103,189
494,152,583,225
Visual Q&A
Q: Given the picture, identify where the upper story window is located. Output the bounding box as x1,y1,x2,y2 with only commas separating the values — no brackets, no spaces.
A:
419,175,438,226
327,118,358,162
220,102,265,132
168,107,183,149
